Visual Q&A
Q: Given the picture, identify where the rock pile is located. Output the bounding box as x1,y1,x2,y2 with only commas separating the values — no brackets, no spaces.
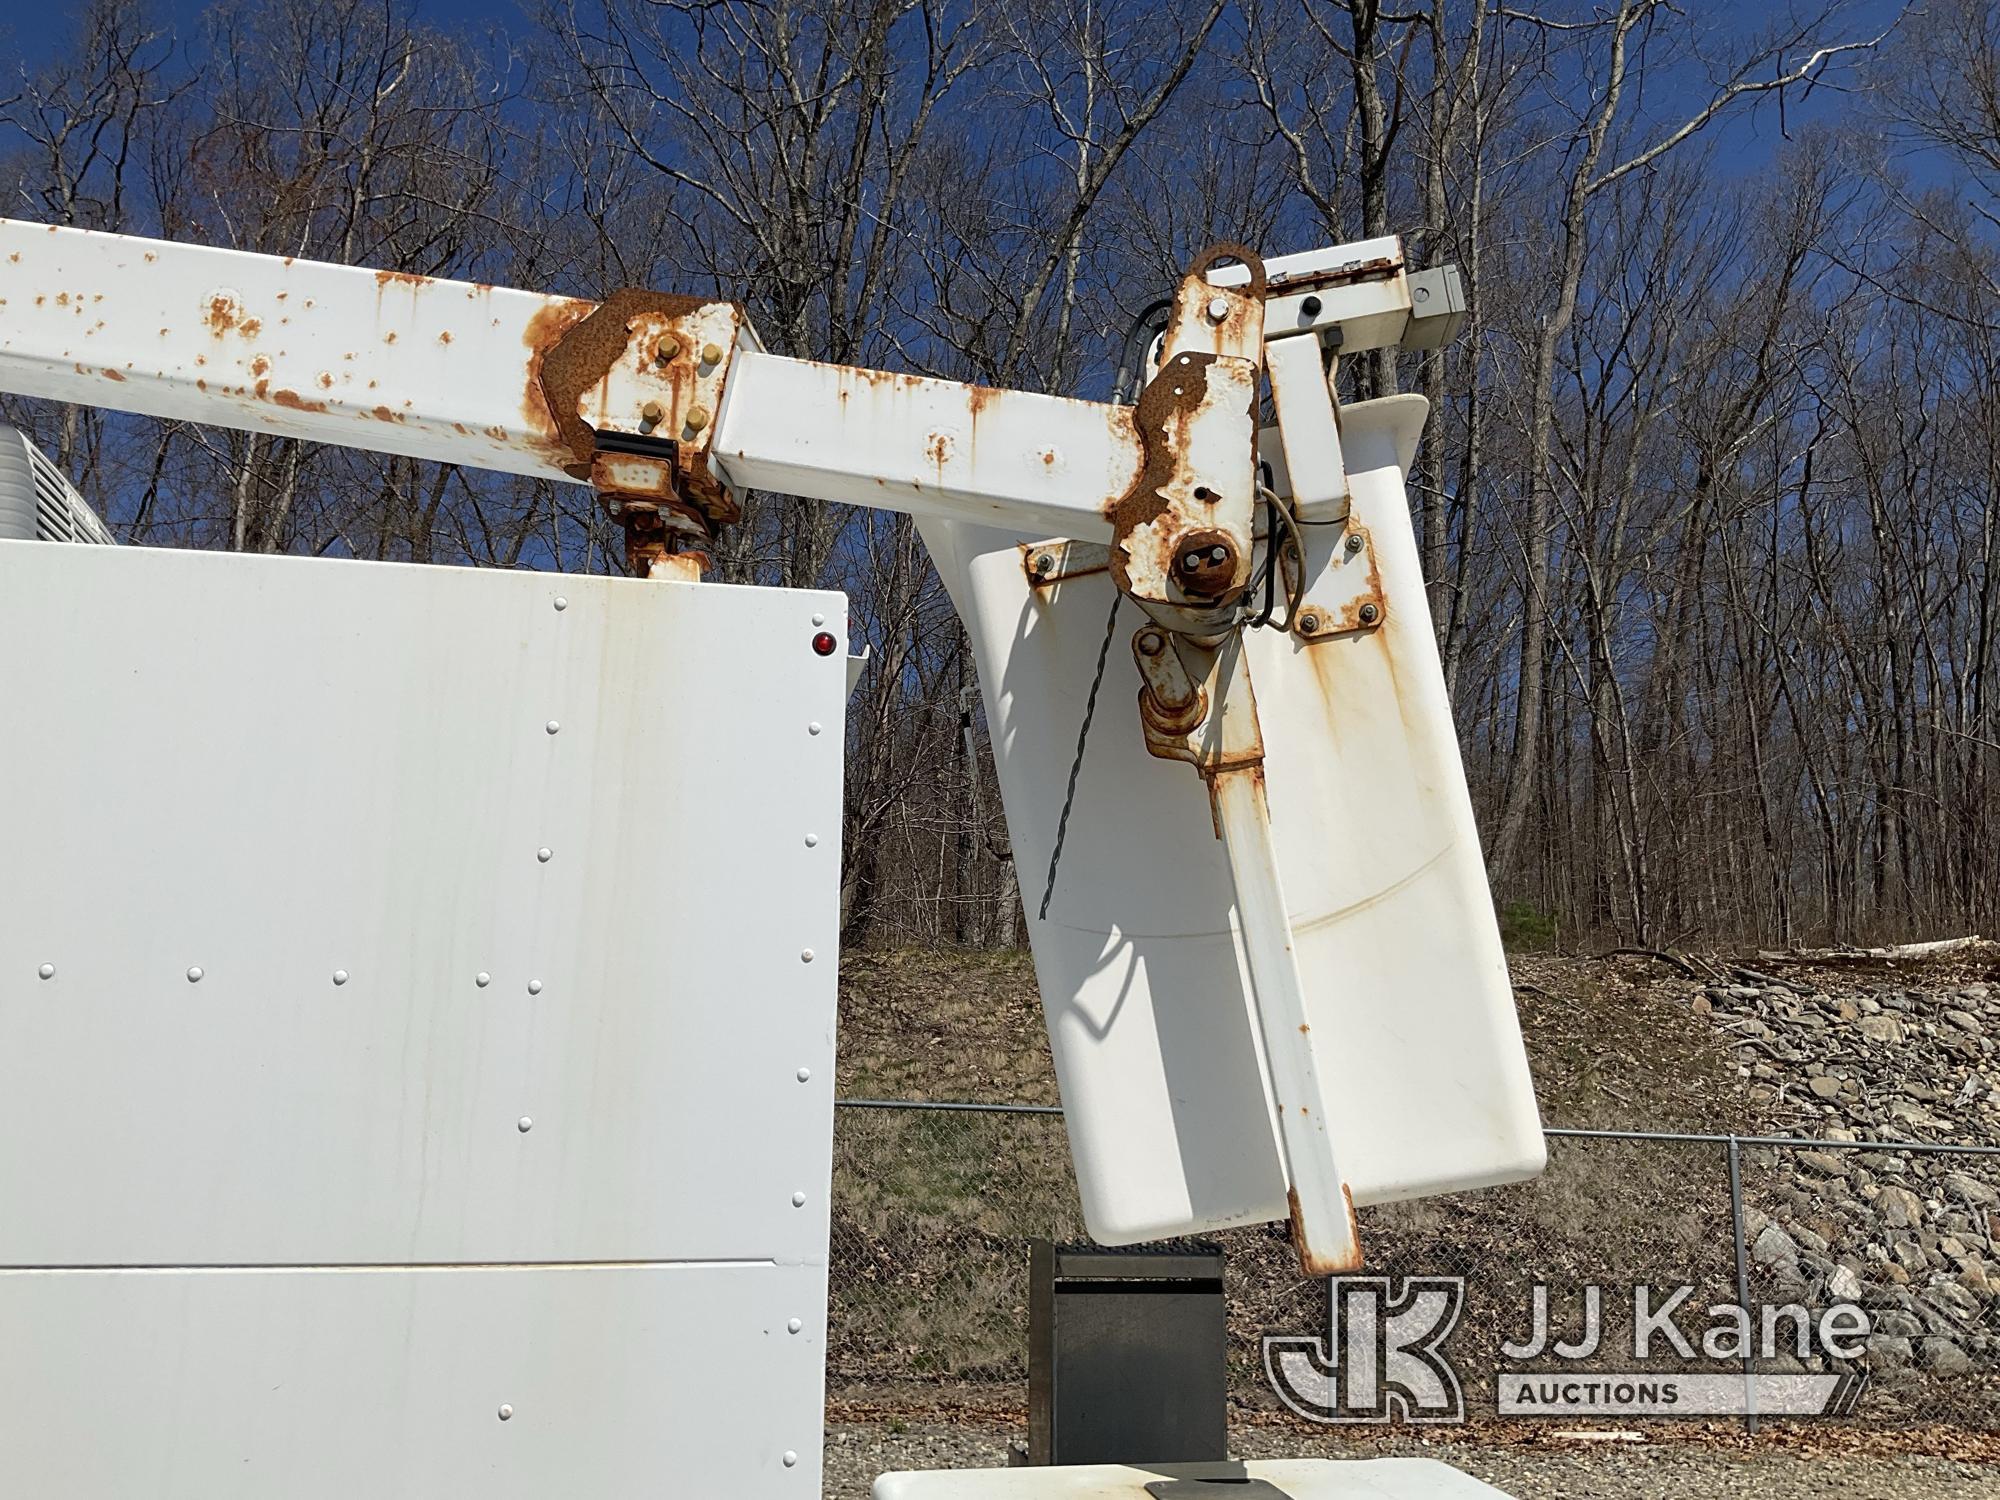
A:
1697,970,2000,1373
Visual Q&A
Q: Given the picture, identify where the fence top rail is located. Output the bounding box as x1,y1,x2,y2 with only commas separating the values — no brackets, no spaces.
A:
834,1098,2000,1157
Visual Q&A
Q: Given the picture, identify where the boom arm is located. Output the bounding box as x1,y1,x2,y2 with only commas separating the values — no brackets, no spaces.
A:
0,215,1477,1275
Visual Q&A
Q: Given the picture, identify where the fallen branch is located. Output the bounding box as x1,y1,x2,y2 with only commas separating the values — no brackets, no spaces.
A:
1593,946,1700,981
1756,935,1987,965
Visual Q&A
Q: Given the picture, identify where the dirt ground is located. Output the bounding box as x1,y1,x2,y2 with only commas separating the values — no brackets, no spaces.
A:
826,1418,2000,1499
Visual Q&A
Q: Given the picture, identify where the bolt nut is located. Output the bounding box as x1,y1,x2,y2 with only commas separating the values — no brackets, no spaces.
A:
684,403,711,432
1205,295,1230,323
701,342,723,365
654,335,680,364
640,400,665,429
1359,602,1381,625
1345,532,1364,555
1032,552,1054,575
1297,612,1321,634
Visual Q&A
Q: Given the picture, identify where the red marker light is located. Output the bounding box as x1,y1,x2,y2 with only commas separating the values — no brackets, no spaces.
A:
812,631,838,657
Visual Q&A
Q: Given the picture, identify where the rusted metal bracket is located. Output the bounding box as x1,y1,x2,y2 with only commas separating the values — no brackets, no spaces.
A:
1131,624,1262,796
1105,245,1266,612
536,287,756,577
1291,521,1385,640
1021,538,1110,589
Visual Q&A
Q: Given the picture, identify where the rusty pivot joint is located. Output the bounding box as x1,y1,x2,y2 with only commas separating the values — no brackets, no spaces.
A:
1105,245,1268,620
536,288,759,578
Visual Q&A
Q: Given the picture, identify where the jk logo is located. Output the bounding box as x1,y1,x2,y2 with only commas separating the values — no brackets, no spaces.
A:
1263,1276,1466,1424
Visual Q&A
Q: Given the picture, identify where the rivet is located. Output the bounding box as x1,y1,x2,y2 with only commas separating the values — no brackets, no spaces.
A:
787,1317,803,1334
791,1191,806,1207
553,596,568,611
498,1404,514,1421
1205,295,1229,323
811,612,825,627
537,847,553,863
1301,294,1324,317
800,949,814,964
808,722,822,736
527,978,544,995
37,963,54,980
517,1117,533,1133
186,966,204,983
796,1067,811,1082
475,971,492,988
804,833,819,848
545,719,560,735
783,1451,799,1468
332,969,349,986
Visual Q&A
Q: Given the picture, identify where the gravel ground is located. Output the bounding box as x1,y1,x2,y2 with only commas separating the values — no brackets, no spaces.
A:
825,1421,2000,1499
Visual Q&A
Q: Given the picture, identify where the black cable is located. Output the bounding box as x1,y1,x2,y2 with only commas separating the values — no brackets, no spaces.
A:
1113,297,1174,405
1038,586,1123,921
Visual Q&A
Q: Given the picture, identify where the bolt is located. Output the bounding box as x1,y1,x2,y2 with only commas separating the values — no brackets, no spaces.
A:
684,403,710,431
655,335,680,364
640,400,664,431
1301,294,1323,317
1181,552,1203,572
1359,602,1380,625
1205,295,1230,323
1193,486,1216,502
702,342,723,365
1297,612,1321,634
1345,532,1364,555
1136,629,1166,657
1033,552,1054,575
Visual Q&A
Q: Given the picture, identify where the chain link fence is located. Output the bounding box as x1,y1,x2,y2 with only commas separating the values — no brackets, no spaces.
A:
828,1101,2000,1430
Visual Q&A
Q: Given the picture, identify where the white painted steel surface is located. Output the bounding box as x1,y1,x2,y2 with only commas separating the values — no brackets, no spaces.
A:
874,1458,1516,1498
0,541,845,1495
0,218,598,481
711,350,1133,538
921,394,1543,1245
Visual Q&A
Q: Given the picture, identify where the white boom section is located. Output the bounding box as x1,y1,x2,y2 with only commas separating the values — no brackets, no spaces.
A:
0,219,1124,538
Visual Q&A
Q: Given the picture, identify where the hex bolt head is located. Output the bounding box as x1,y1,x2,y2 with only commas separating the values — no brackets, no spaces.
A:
1033,552,1054,575
1345,532,1364,555
1205,295,1229,323
701,342,723,365
1359,602,1381,625
640,400,664,430
655,335,680,364
684,403,711,432
1297,612,1321,634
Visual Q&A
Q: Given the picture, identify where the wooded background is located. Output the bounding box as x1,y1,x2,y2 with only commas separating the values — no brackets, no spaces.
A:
4,0,1996,952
